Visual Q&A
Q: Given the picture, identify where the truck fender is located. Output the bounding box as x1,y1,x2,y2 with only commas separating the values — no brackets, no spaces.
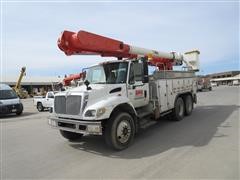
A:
82,96,135,120
110,102,137,118
108,102,138,133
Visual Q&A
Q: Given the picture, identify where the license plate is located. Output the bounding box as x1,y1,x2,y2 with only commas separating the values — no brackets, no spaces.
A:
12,109,17,112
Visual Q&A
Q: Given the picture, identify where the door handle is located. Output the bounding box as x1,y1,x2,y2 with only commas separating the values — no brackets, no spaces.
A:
144,90,147,98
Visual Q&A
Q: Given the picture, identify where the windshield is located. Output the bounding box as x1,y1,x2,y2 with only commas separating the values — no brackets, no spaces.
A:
0,90,18,100
86,62,128,84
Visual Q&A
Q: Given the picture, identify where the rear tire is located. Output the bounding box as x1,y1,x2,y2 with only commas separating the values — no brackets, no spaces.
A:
104,112,135,150
184,95,193,116
172,97,185,121
59,130,83,141
37,102,44,112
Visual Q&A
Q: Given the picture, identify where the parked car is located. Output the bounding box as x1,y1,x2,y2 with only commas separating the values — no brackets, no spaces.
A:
33,91,57,112
0,83,23,115
211,82,218,87
233,80,240,86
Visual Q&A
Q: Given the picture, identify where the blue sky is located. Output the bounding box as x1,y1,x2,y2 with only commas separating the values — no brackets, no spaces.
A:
1,1,239,77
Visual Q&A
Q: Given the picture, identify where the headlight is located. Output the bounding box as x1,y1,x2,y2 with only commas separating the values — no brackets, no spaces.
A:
84,107,106,118
85,109,96,117
48,119,57,127
96,107,106,117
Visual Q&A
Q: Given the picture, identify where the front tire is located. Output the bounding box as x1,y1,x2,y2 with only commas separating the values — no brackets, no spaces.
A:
16,103,23,115
104,112,135,150
172,97,185,121
37,102,44,112
59,130,83,141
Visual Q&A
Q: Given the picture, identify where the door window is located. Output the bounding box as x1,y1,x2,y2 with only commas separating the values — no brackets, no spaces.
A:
128,63,143,84
47,92,54,98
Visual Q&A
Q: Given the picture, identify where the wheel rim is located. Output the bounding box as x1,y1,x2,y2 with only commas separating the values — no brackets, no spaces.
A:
117,120,131,144
37,104,42,111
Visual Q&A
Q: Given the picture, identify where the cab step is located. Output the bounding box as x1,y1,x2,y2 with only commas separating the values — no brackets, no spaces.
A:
139,118,157,130
137,111,152,119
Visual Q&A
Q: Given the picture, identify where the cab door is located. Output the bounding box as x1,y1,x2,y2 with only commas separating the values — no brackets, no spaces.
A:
158,80,168,112
46,92,54,107
127,61,149,108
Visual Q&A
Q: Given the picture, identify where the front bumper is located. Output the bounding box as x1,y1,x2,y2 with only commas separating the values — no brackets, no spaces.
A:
48,116,103,135
0,103,22,114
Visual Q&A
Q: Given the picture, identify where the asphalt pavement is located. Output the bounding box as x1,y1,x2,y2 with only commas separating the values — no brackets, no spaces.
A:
0,86,239,179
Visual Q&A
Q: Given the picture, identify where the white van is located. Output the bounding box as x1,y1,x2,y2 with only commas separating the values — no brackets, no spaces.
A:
233,80,240,86
0,83,23,115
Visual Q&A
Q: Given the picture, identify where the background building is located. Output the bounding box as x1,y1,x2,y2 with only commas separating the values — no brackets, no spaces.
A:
1,76,63,96
207,71,240,85
207,71,240,79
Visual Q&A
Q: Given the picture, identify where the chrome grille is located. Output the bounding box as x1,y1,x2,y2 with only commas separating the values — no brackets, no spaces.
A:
54,95,81,115
66,96,81,115
54,96,66,114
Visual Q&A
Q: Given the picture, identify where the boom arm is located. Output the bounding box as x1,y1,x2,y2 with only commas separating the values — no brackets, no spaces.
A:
58,30,199,71
14,67,26,90
63,72,86,86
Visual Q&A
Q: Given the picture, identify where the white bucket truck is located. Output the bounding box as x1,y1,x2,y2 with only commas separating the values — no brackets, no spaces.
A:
48,30,200,150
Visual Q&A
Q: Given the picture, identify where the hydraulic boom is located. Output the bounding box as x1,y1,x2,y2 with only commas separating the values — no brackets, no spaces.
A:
63,72,86,86
58,30,199,71
14,67,26,90
13,66,28,98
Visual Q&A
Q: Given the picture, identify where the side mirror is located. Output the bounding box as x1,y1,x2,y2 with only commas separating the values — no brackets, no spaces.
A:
142,57,149,83
129,76,135,85
84,80,89,86
84,80,92,90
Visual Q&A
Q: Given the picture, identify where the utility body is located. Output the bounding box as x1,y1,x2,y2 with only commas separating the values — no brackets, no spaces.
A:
49,30,200,150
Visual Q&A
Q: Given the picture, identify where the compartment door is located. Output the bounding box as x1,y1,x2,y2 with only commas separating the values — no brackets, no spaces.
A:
158,80,168,112
166,80,174,109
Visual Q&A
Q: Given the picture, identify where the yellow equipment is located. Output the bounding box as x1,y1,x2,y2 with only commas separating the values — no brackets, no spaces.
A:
13,67,28,98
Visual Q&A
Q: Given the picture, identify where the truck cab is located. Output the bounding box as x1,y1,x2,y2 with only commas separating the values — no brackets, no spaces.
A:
49,58,197,150
51,59,148,119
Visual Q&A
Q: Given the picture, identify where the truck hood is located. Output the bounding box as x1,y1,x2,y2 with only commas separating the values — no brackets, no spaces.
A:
54,83,128,120
57,83,126,106
0,98,20,105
